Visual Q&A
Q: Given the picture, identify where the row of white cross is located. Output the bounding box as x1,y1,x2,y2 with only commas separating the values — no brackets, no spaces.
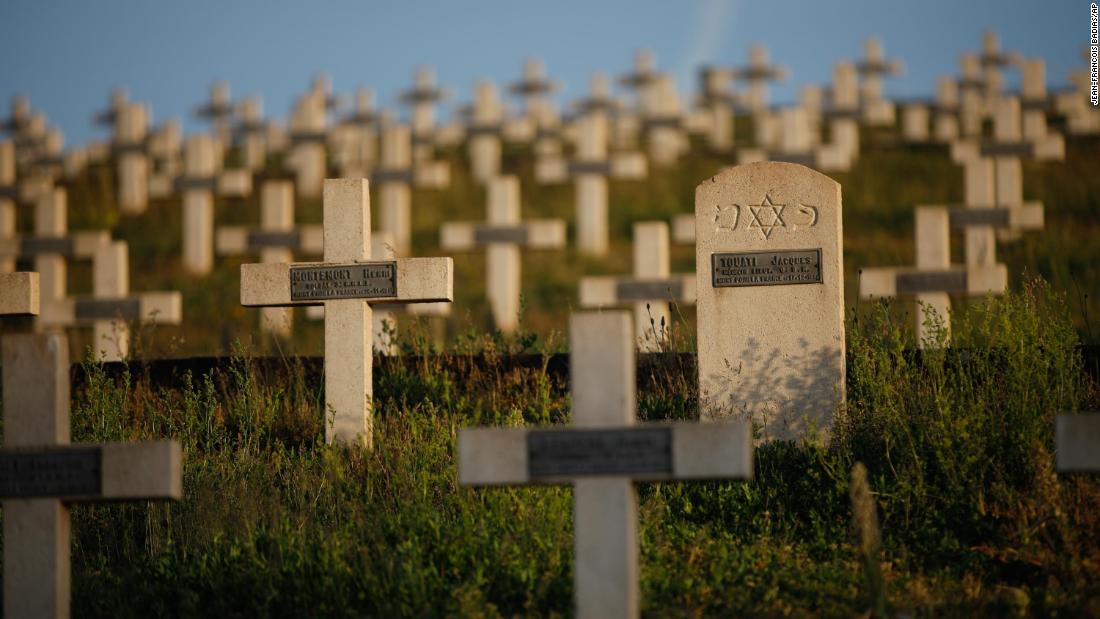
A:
2,160,1097,617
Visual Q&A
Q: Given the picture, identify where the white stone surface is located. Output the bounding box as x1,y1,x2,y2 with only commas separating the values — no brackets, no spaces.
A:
1055,414,1100,472
0,271,39,315
695,162,845,439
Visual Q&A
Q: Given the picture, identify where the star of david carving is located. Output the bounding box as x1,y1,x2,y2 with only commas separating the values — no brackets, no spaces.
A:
747,195,787,240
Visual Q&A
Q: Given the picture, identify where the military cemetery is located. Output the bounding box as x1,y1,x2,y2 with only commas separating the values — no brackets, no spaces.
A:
0,3,1097,615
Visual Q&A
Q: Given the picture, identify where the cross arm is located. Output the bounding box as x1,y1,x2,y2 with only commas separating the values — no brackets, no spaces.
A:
458,422,752,486
440,220,566,250
859,264,1006,298
216,225,324,255
38,293,182,326
241,257,454,307
0,440,182,501
580,275,697,306
0,231,112,259
0,272,39,315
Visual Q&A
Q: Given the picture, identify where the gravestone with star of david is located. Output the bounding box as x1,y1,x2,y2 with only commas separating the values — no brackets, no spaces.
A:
695,162,845,440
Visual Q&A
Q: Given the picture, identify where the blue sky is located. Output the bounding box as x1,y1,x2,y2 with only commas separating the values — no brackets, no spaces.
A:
0,1,1083,146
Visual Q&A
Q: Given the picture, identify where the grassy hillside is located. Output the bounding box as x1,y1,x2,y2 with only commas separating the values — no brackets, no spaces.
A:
10,126,1098,357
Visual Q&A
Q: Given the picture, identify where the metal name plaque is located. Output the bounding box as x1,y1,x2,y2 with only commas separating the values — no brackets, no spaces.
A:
896,270,968,294
711,249,823,288
616,279,685,301
528,428,673,479
0,448,102,499
979,141,1034,157
949,209,1010,228
249,230,302,249
473,226,529,245
289,262,397,301
20,236,75,257
568,161,613,176
74,299,142,321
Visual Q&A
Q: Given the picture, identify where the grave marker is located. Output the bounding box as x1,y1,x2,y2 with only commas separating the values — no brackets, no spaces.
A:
178,134,252,275
855,37,903,126
0,271,39,315
459,311,752,619
441,175,565,333
860,207,1006,345
38,241,182,361
580,221,694,350
1,280,182,618
218,179,322,338
695,162,845,438
240,178,453,446
115,102,150,214
399,67,448,162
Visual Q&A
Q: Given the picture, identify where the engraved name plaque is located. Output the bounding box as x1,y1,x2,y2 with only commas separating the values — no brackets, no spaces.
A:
289,262,397,301
0,448,102,499
895,270,968,295
527,428,672,479
615,280,685,301
20,237,75,257
711,249,822,288
74,299,142,321
248,230,302,249
949,209,1010,228
473,226,529,245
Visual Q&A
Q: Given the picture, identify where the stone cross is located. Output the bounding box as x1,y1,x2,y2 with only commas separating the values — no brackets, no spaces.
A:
695,162,845,439
114,102,150,215
671,213,696,245
285,90,329,200
146,119,183,199
236,96,270,171
580,221,695,350
731,44,787,114
556,113,647,255
642,75,689,167
1056,414,1100,472
303,231,452,354
978,31,1018,108
860,206,1006,346
466,80,507,184
371,122,450,256
240,178,453,446
508,58,559,145
1019,58,1052,142
441,175,565,334
217,178,322,338
821,61,860,170
193,80,234,148
855,37,903,126
0,187,111,312
38,240,182,361
950,97,1063,264
697,65,736,152
0,276,182,618
399,67,448,162
458,311,752,619
957,53,987,137
332,88,379,178
178,134,252,275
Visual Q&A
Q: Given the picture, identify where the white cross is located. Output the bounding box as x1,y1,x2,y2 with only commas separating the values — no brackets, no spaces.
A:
860,206,1006,346
459,311,751,619
372,122,450,255
37,240,182,361
0,275,182,618
240,178,453,446
440,175,565,333
580,221,695,349
178,134,252,275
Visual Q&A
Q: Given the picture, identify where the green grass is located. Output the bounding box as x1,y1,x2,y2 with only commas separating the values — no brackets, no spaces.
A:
0,281,1094,616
